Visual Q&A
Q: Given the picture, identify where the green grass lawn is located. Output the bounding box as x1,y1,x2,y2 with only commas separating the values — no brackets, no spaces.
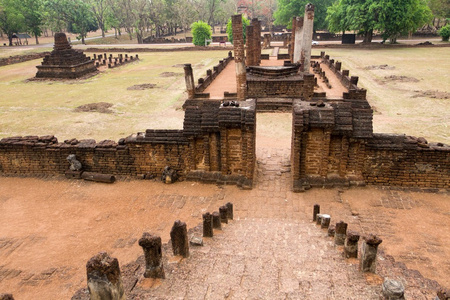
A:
315,47,450,143
0,47,448,144
0,50,229,141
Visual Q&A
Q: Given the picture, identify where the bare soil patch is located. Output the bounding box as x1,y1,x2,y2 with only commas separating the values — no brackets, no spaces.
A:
171,64,185,68
412,90,450,99
376,75,420,85
74,102,113,113
364,64,395,70
159,72,181,77
127,83,156,90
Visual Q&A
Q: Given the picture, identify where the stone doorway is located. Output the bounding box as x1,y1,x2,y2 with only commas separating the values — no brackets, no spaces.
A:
254,112,292,190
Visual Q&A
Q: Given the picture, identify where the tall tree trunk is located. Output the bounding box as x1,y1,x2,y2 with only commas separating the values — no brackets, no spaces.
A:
8,35,13,46
35,35,39,45
362,29,373,43
101,26,105,37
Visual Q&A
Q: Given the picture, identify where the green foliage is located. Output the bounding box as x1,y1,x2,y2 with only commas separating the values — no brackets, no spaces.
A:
0,0,25,45
44,0,97,44
428,0,450,19
226,15,250,44
21,0,43,41
191,21,212,46
438,24,450,41
326,0,432,43
273,0,333,30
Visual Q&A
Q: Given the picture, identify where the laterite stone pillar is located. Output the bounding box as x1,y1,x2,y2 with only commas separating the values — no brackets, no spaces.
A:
232,14,247,100
86,252,126,300
300,3,315,72
138,233,165,278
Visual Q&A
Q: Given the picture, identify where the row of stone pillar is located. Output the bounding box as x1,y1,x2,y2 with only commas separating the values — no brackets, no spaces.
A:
313,204,383,272
84,203,233,299
313,204,410,300
202,202,233,237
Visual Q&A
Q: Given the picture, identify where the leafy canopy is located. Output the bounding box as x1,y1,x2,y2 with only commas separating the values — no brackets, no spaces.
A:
438,24,450,41
273,0,333,30
191,20,212,46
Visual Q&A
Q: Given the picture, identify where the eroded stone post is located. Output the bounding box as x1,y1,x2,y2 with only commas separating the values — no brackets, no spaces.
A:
226,202,234,220
300,3,315,72
313,204,320,221
86,252,125,300
293,17,304,63
251,18,261,65
138,233,165,278
0,294,14,300
246,25,254,66
232,14,247,100
219,205,228,224
344,231,360,258
202,212,213,237
382,279,405,300
170,220,189,258
321,214,331,229
212,211,222,230
334,221,348,245
360,234,383,273
184,63,195,99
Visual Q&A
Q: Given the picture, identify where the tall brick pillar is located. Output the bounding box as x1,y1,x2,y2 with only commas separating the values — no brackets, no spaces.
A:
246,25,254,66
232,14,247,100
251,18,261,65
289,17,297,62
293,17,304,64
184,63,195,99
300,3,315,72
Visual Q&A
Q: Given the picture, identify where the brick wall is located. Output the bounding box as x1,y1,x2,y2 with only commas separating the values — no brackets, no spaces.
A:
0,100,257,188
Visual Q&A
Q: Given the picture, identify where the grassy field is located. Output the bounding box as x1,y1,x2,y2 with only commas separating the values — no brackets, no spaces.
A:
0,47,448,144
313,47,450,143
0,50,230,141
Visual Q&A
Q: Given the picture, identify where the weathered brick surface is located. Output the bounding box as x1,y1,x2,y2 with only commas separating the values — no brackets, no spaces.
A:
0,101,257,188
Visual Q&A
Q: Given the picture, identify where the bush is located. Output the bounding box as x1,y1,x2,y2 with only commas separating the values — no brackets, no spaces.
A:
191,21,212,46
226,15,251,44
438,24,450,42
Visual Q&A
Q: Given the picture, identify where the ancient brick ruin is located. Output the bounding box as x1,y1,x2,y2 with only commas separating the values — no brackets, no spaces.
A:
35,33,97,79
0,9,449,191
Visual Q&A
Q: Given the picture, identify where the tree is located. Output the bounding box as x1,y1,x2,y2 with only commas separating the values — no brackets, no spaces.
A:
273,0,333,30
87,0,108,37
21,0,44,44
428,0,450,26
191,20,211,46
327,0,432,43
438,23,450,40
0,0,25,46
378,0,432,43
44,0,97,44
226,15,250,44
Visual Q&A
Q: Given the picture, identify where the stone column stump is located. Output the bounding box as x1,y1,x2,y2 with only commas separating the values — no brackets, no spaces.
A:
313,204,320,221
219,205,228,224
202,212,213,237
344,231,360,258
382,279,405,300
170,220,189,258
138,233,165,278
0,294,14,300
360,234,383,273
86,252,125,300
212,211,222,230
321,214,331,229
334,221,348,245
226,202,234,220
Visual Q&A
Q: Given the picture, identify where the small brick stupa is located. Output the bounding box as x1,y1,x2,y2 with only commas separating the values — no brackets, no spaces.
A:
36,33,97,79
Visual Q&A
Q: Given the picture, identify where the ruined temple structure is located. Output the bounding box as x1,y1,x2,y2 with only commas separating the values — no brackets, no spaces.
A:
35,33,97,79
0,7,448,192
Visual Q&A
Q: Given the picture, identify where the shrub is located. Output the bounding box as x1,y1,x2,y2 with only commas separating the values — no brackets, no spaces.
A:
226,15,251,44
438,24,450,42
191,21,212,46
